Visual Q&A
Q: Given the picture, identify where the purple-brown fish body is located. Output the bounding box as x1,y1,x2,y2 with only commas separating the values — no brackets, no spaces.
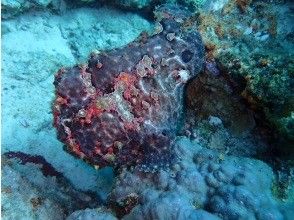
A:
53,4,204,171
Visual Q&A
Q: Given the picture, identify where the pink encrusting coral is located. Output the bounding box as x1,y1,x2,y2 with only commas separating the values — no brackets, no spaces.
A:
53,4,204,171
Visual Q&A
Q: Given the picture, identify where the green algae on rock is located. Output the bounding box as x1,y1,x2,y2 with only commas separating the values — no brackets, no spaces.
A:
195,0,294,150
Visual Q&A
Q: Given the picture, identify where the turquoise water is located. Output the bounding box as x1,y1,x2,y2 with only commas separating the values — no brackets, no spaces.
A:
2,0,294,219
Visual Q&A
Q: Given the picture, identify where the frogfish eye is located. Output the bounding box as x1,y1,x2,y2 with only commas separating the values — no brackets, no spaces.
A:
181,49,194,63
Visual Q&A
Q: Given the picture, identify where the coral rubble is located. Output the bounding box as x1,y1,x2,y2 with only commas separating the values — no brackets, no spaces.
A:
67,208,117,220
2,153,100,220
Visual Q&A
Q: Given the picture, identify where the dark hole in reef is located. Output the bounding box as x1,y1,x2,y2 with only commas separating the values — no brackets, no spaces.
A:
287,120,294,130
181,49,194,63
162,130,167,136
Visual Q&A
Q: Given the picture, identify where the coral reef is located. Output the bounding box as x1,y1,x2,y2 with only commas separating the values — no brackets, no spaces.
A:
53,4,204,170
75,0,209,12
111,0,153,9
108,137,284,219
2,0,294,219
1,0,66,18
195,0,294,152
